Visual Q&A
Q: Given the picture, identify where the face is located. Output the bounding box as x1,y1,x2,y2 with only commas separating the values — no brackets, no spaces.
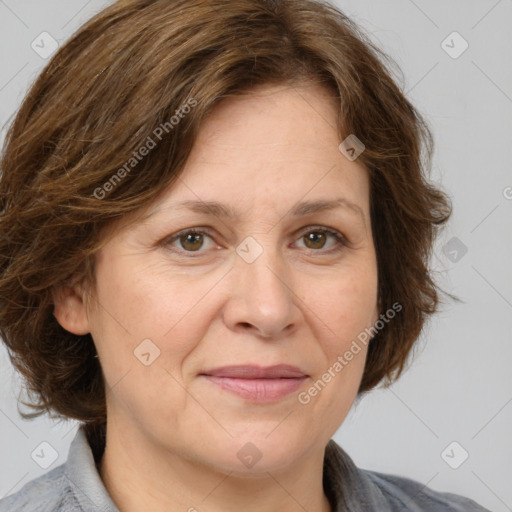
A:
55,82,379,474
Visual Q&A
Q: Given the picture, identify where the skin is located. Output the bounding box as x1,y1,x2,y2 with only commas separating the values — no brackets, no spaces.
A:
53,82,379,512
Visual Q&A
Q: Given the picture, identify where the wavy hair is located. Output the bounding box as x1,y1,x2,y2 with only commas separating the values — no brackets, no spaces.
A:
0,0,451,426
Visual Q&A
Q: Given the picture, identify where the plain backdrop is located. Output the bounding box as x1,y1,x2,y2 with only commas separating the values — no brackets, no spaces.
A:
1,1,511,511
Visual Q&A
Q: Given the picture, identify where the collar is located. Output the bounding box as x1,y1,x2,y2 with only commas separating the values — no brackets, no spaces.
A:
64,426,119,512
323,439,392,511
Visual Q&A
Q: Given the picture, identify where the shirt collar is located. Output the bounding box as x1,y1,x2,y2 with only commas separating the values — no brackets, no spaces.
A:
64,426,119,512
323,439,392,511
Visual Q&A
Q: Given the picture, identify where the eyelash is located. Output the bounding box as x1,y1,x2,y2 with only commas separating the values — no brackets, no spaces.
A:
163,226,348,257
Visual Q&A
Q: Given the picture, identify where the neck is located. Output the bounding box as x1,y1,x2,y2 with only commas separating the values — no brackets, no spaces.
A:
98,418,332,512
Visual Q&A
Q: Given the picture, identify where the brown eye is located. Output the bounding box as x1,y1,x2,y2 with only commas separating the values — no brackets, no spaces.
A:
303,231,328,250
178,232,205,251
165,229,216,253
295,227,347,253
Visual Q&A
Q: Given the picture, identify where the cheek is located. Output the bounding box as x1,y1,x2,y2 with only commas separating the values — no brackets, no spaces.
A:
89,257,221,370
305,264,378,346
308,268,376,403
87,260,213,421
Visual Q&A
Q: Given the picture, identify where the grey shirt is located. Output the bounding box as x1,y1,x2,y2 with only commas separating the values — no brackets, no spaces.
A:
0,426,490,511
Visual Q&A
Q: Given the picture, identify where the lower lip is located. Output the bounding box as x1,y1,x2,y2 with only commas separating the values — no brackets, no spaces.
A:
203,376,307,402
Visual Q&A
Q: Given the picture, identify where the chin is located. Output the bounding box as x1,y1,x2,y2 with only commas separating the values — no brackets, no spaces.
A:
199,429,314,475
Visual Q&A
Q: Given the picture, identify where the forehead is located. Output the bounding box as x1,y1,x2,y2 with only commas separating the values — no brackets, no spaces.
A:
125,82,371,230
199,82,341,149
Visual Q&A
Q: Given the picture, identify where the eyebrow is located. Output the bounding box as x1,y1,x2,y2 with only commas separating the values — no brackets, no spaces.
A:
150,198,365,223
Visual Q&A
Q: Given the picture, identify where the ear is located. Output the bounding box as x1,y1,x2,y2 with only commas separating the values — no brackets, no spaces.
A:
52,283,91,335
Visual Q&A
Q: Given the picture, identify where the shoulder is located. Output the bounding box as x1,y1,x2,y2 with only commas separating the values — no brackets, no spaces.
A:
363,469,491,512
324,439,490,512
0,463,80,512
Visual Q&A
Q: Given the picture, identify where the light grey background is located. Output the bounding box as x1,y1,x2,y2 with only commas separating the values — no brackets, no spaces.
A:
1,1,511,510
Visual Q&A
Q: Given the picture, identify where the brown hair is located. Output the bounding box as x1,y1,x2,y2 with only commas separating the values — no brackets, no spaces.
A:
0,0,450,425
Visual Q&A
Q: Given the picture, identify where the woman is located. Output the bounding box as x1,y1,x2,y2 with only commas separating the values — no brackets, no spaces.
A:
0,0,490,510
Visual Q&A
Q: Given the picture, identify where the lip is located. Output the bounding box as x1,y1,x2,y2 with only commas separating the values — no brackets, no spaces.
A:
201,364,307,379
200,365,308,402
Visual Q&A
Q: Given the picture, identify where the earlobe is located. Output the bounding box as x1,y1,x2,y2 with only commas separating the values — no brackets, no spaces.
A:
52,285,91,335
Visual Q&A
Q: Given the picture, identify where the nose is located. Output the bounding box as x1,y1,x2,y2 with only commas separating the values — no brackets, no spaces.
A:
222,243,301,340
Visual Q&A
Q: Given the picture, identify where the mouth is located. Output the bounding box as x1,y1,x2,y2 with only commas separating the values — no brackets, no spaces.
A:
199,364,309,402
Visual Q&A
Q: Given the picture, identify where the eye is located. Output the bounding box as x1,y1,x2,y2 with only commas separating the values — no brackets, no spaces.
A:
163,225,347,257
165,228,216,253
294,227,347,253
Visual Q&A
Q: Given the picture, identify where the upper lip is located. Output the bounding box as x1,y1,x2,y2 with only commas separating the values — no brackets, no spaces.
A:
200,364,308,379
